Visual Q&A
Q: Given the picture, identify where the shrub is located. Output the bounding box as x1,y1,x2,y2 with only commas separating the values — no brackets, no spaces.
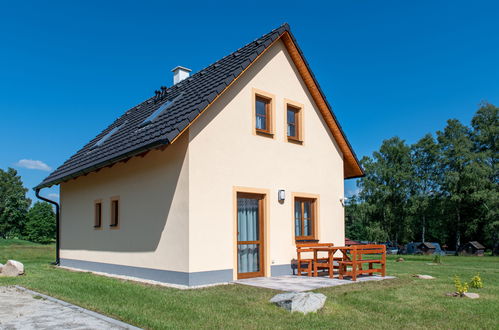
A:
469,274,483,289
24,201,55,244
453,276,468,296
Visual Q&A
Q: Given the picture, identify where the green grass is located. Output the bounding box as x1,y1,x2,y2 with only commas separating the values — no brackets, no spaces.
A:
1,239,498,329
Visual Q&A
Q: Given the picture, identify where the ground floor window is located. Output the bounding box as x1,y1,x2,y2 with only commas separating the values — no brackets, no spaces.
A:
294,197,316,240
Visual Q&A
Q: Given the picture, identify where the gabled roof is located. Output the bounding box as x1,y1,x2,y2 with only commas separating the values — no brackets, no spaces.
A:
36,24,363,190
418,242,436,249
345,237,362,245
468,241,485,249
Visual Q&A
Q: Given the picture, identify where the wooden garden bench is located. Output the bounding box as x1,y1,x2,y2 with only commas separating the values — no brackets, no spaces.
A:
339,244,386,281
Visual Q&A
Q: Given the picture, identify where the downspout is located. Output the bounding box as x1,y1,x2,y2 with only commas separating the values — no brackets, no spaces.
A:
35,188,60,265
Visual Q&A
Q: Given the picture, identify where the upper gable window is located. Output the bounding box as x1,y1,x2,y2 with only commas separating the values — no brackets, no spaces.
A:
253,89,275,137
286,102,303,143
255,97,270,132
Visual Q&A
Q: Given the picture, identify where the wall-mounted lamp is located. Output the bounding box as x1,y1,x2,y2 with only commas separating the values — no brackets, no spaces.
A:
340,197,348,207
278,189,286,202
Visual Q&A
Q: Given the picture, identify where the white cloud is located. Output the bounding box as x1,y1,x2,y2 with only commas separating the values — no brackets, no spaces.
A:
15,159,52,171
47,193,59,199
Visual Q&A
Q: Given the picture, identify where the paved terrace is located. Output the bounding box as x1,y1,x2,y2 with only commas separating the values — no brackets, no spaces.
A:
236,275,396,292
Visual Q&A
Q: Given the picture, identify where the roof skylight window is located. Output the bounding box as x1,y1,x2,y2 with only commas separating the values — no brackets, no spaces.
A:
141,94,182,127
93,121,127,148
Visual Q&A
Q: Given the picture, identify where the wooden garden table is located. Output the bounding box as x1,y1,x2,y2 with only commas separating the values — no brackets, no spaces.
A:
310,246,351,278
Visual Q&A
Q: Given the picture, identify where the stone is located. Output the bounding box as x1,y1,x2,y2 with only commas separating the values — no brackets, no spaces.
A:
1,260,25,277
463,292,480,299
396,257,404,262
0,263,3,273
270,292,326,314
413,274,435,279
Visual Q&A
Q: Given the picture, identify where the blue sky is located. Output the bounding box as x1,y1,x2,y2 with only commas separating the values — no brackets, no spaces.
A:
1,1,498,203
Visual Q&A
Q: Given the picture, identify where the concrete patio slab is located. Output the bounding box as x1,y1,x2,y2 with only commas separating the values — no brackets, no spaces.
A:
236,275,395,292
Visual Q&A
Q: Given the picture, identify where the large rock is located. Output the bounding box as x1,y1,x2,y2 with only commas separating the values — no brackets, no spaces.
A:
270,292,326,314
463,292,480,299
414,274,435,279
1,260,24,276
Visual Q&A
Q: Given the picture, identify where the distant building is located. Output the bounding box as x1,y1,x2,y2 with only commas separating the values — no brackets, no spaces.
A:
417,242,436,255
345,238,362,246
458,241,485,256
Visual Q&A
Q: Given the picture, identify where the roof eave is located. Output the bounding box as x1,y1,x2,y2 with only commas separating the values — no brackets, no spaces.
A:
279,30,364,179
34,139,169,190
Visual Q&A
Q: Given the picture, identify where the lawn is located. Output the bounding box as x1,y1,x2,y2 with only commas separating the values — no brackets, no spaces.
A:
1,240,498,329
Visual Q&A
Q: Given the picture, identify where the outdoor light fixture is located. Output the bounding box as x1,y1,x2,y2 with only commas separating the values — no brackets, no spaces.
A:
278,189,286,202
340,197,348,207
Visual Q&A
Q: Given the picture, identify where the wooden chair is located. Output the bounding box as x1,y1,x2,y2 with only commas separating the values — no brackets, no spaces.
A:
296,245,314,276
339,244,386,281
296,243,334,277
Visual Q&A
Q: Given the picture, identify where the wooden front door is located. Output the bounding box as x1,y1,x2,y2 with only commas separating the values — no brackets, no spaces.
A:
237,192,265,279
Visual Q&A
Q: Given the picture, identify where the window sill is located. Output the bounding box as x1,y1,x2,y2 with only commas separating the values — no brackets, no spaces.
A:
256,130,274,138
287,136,303,144
295,238,319,243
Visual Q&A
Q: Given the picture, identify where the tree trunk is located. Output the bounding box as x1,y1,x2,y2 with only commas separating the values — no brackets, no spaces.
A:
455,208,461,251
422,214,426,243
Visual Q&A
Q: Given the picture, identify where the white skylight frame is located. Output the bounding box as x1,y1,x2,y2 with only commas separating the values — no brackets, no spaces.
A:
93,121,127,148
140,93,183,127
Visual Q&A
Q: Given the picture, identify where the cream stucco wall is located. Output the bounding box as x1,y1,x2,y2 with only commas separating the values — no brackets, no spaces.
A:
58,39,346,282
187,40,345,279
59,132,190,272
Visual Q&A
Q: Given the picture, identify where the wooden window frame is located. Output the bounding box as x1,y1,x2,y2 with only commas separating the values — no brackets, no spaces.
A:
284,99,304,144
252,88,275,138
294,197,317,241
94,200,102,229
110,196,120,229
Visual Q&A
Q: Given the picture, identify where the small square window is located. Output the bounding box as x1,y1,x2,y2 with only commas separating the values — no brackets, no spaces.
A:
110,198,119,228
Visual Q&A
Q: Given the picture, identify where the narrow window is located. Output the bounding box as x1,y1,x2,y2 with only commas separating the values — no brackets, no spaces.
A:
294,198,316,240
255,96,272,134
94,201,102,228
110,198,119,228
287,104,302,142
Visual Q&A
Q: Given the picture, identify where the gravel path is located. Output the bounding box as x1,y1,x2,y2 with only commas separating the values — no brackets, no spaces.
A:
0,286,139,329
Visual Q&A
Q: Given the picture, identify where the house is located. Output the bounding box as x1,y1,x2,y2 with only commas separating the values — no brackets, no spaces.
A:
458,241,485,256
417,242,436,255
35,24,363,287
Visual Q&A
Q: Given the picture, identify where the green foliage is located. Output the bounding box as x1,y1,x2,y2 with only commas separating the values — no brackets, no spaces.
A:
432,254,442,264
453,276,469,296
347,103,499,249
357,137,413,242
0,168,31,238
24,202,56,244
365,223,389,242
470,273,484,289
